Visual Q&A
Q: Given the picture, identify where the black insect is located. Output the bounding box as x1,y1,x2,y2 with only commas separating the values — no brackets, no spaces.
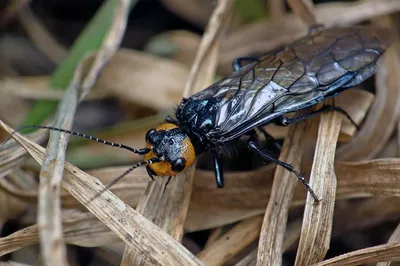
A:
24,26,392,201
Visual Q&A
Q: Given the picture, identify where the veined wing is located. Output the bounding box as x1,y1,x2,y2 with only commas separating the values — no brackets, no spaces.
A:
190,26,391,143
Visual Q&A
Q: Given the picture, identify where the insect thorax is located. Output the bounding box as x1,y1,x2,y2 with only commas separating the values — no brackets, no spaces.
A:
176,97,221,152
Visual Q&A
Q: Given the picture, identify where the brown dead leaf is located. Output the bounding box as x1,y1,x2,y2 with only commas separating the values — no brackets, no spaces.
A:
98,49,189,109
314,243,400,266
337,42,400,160
377,222,400,266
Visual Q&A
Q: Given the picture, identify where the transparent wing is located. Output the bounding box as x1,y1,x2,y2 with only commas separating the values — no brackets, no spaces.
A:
190,26,391,142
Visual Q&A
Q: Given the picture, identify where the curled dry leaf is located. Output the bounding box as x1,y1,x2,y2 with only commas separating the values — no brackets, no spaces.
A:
0,48,189,107
314,243,400,266
98,48,189,109
0,119,203,266
334,88,374,142
337,42,400,160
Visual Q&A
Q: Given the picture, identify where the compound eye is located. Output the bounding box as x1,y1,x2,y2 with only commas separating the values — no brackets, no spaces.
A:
172,157,186,173
145,129,156,141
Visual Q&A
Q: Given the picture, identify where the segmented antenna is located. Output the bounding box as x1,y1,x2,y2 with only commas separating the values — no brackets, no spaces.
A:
18,125,158,203
20,125,150,154
88,157,160,202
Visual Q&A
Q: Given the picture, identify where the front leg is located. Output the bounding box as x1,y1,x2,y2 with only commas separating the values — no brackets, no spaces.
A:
212,151,224,188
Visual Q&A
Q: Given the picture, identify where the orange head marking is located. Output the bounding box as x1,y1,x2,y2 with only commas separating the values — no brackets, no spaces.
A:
144,123,196,177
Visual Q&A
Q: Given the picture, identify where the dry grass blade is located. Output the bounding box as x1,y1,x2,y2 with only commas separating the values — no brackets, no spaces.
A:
17,6,67,63
287,0,317,26
236,220,302,266
204,227,226,248
235,248,257,266
0,224,38,256
36,61,81,266
314,243,400,266
197,215,263,266
182,0,233,97
0,120,203,266
0,77,109,100
79,0,131,100
0,262,32,266
0,210,119,256
267,0,286,19
337,42,400,160
257,112,310,266
0,130,46,178
7,157,400,235
0,0,30,26
33,1,132,264
295,105,342,265
335,89,374,142
377,222,400,266
121,0,233,265
160,0,213,28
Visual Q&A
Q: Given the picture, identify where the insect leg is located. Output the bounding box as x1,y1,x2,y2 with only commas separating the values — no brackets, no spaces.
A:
248,139,319,202
276,105,359,130
308,24,325,35
163,176,173,193
257,127,282,151
212,151,224,188
232,56,259,71
165,116,179,125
